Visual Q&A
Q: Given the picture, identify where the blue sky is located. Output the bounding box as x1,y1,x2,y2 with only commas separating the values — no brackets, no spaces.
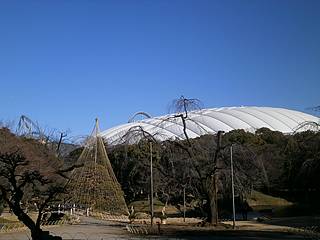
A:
0,0,319,136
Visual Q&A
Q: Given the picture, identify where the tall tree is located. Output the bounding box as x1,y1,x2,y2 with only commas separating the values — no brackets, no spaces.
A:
167,96,224,224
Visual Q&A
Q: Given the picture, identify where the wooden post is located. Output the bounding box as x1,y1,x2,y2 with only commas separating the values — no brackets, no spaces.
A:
231,145,236,229
150,141,154,226
183,186,186,222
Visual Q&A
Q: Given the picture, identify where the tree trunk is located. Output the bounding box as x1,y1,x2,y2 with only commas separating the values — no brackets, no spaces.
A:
12,207,61,240
31,229,62,240
207,177,218,225
31,227,43,240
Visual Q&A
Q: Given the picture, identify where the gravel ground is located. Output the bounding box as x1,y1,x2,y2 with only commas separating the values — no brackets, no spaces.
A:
0,217,316,240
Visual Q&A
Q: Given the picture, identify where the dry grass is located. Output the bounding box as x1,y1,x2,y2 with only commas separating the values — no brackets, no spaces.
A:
128,199,179,215
247,191,292,208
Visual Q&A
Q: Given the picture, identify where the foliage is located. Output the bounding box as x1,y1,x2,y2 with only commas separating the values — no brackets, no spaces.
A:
0,128,78,240
106,128,320,216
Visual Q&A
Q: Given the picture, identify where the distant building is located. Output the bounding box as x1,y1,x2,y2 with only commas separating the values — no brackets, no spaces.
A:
101,106,320,145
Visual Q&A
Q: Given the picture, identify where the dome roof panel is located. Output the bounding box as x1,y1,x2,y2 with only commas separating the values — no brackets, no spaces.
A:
219,108,275,130
238,107,293,132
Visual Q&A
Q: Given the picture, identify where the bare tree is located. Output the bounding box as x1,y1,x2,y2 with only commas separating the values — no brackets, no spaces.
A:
16,115,76,158
167,96,223,224
0,128,81,240
169,96,203,144
0,119,15,131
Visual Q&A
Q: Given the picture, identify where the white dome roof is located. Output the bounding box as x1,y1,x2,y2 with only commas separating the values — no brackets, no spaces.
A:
101,106,320,145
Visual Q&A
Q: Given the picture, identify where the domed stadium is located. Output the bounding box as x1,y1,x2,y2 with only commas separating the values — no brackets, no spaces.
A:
101,106,320,145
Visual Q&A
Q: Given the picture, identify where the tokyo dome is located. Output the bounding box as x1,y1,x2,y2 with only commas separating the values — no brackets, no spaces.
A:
101,106,320,145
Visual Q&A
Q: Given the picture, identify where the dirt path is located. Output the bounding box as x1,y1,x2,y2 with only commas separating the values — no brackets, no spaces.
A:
0,217,130,240
0,217,316,240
